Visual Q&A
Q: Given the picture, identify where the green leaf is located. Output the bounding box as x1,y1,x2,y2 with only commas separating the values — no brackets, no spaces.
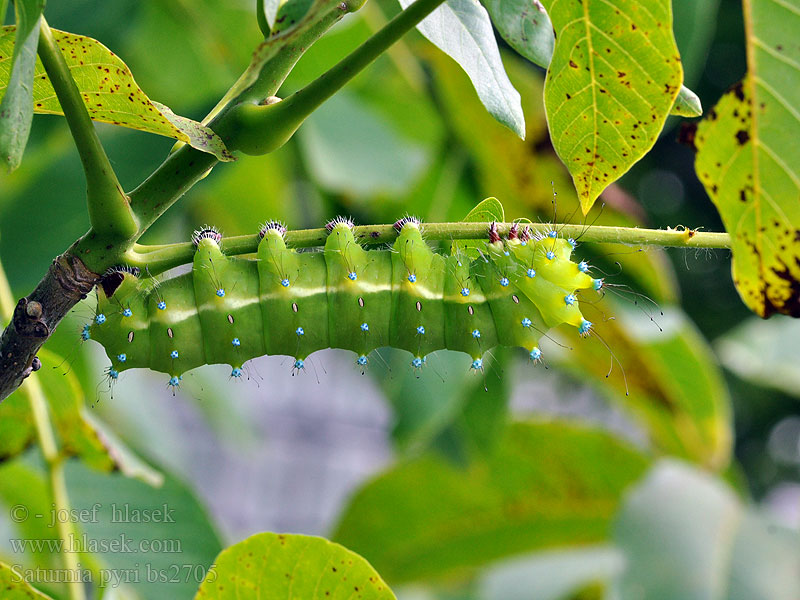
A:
399,0,525,138
442,346,511,459
670,84,702,117
298,91,428,197
478,546,623,600
333,422,649,583
377,350,479,455
124,1,261,108
194,532,396,600
552,303,732,469
0,561,53,599
715,314,800,398
79,410,164,486
693,0,800,318
375,348,509,460
612,460,800,600
0,348,160,480
541,0,683,213
461,196,505,222
483,0,554,69
261,0,282,30
0,1,44,172
66,461,222,600
0,388,35,461
0,461,62,569
272,0,316,36
451,196,504,258
0,26,234,161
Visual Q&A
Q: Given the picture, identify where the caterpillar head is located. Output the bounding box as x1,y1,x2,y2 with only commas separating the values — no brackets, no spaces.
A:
100,265,140,299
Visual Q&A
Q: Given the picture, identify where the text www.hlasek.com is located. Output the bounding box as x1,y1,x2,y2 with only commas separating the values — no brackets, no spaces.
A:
10,533,181,554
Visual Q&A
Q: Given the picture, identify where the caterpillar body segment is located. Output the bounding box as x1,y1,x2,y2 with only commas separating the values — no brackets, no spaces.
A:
152,271,204,377
194,238,265,370
324,221,391,356
443,252,497,359
390,223,447,358
89,220,599,384
258,228,329,361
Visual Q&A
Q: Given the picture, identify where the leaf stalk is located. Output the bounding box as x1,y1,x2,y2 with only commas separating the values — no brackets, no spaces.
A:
36,18,137,242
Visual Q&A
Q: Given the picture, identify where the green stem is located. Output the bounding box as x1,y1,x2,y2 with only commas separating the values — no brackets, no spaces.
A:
0,260,86,600
127,2,355,235
127,223,732,276
230,0,447,155
37,18,137,241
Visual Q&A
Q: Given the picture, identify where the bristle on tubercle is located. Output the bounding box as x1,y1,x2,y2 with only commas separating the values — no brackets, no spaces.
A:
259,220,287,239
103,265,140,278
192,225,222,246
326,216,355,232
393,215,420,232
488,222,501,244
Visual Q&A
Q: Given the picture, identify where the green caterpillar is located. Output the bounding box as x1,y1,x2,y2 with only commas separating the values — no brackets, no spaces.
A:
86,218,601,387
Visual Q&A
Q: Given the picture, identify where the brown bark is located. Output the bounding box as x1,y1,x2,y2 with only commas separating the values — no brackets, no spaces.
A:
0,253,98,402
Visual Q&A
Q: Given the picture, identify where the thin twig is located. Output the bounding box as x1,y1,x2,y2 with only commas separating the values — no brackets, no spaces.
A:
127,222,732,276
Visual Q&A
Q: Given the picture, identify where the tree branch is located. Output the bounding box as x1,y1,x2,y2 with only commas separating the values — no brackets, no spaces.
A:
37,18,137,241
0,252,98,402
125,1,353,235
127,223,732,276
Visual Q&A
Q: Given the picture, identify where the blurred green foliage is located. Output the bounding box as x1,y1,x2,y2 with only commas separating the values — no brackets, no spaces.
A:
1,0,798,599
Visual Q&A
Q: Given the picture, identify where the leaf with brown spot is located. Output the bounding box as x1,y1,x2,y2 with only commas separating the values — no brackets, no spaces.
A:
541,0,683,213
0,26,234,161
484,0,554,69
670,84,702,117
194,532,395,599
694,0,800,318
0,561,53,598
